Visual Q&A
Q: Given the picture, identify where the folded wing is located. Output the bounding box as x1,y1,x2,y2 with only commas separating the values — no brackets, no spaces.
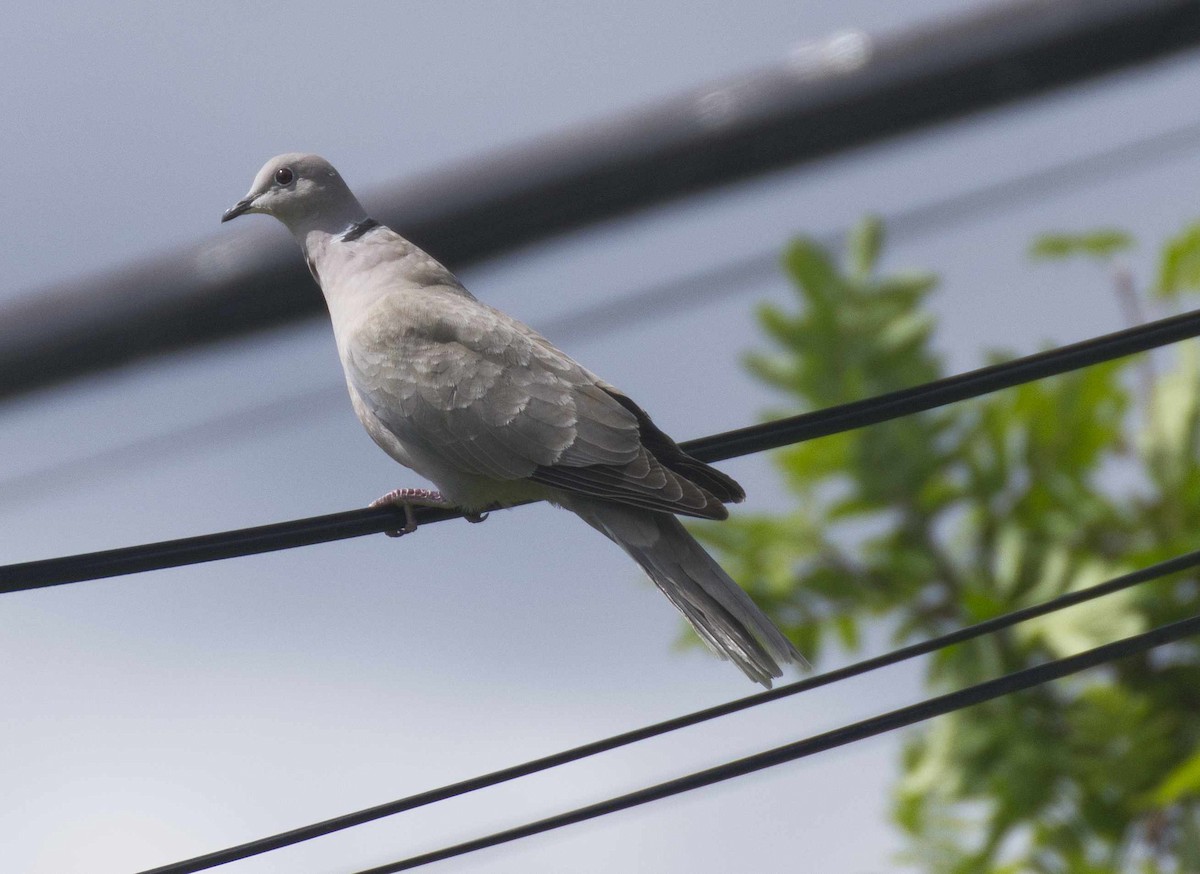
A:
345,291,741,518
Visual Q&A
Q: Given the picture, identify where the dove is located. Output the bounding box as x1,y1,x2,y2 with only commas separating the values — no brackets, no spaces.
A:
222,153,802,686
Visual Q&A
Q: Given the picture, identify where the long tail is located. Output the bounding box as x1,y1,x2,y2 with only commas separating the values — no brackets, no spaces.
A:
566,497,804,687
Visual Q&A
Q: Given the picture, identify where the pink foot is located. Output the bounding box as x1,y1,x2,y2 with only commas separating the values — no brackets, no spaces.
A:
369,488,489,537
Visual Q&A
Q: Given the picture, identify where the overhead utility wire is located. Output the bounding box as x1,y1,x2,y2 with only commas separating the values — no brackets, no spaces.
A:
139,548,1200,874
350,614,1200,872
9,114,1198,509
1,0,1196,400
5,305,1200,594
350,612,1200,873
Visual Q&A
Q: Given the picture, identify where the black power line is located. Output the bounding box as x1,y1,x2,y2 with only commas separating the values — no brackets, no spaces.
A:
137,548,1200,874
687,307,1200,463
347,612,1200,873
5,306,1200,594
1,0,1197,401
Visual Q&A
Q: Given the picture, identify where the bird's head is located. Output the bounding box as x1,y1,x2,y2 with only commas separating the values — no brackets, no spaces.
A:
221,153,365,233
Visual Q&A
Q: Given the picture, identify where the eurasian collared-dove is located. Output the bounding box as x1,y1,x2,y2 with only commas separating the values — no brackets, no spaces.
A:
222,153,802,686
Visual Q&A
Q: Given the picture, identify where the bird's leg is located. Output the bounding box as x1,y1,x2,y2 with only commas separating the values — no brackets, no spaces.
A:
369,487,446,537
369,487,489,537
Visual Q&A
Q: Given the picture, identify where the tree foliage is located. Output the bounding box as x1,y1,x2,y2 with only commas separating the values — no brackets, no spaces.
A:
699,218,1200,872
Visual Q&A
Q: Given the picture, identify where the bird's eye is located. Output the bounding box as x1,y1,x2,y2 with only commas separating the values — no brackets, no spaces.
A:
274,167,295,185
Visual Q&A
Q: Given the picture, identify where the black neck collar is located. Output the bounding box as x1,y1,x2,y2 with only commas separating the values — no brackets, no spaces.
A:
340,217,379,242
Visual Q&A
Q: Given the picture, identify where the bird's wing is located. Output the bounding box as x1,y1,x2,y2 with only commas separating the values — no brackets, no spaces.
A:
344,290,729,517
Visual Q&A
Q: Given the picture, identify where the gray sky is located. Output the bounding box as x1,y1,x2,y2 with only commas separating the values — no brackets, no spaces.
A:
2,2,1199,873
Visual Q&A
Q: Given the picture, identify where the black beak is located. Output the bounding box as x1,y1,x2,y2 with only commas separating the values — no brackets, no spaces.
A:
221,197,255,223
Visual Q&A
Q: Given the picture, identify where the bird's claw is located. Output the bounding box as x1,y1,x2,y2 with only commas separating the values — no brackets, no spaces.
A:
369,488,489,536
370,487,446,537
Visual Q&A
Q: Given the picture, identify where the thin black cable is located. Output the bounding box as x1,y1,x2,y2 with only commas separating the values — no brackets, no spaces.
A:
5,306,1200,594
9,117,1197,508
349,612,1200,874
546,119,1200,340
0,385,347,508
137,548,1200,874
689,306,1200,462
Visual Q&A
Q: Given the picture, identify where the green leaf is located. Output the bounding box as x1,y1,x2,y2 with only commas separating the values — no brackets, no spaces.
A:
1157,222,1200,299
833,612,860,649
1030,229,1133,262
782,238,840,304
1015,561,1145,657
1140,342,1200,483
1151,746,1200,806
848,215,884,278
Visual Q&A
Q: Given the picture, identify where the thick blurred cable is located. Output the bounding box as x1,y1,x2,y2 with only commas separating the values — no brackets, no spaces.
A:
1,0,1197,401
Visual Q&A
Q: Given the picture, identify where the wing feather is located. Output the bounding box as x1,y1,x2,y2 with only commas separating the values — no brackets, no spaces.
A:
346,291,740,516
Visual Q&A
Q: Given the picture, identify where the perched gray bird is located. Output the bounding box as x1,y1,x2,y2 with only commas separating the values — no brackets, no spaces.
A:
223,153,802,686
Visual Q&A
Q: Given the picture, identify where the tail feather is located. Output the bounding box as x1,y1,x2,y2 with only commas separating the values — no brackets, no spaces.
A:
565,497,804,687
